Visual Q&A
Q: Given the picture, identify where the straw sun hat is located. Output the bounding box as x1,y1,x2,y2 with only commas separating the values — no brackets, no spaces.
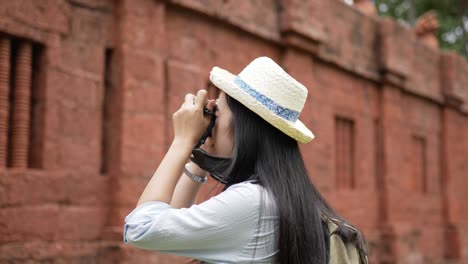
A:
209,56,315,143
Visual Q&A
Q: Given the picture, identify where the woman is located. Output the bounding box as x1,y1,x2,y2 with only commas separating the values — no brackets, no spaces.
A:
124,57,368,263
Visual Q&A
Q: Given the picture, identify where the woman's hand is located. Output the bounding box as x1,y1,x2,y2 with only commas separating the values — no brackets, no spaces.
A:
172,90,216,147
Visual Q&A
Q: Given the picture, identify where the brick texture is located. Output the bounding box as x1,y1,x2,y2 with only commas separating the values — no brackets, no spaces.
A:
0,0,467,263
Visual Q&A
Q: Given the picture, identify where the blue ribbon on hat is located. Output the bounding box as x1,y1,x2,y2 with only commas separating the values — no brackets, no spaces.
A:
233,76,300,122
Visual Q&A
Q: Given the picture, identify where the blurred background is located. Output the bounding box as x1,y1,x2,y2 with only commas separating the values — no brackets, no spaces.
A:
0,0,467,263
372,0,468,59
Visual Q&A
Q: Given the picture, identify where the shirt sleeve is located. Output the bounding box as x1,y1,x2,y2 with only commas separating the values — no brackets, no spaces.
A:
123,182,261,262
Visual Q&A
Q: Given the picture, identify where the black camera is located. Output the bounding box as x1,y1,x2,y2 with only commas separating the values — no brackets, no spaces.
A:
190,105,231,184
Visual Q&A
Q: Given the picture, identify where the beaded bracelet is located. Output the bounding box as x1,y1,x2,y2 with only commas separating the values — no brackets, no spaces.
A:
183,163,208,184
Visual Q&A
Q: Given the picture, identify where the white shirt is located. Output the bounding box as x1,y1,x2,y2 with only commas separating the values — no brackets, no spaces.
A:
124,181,279,263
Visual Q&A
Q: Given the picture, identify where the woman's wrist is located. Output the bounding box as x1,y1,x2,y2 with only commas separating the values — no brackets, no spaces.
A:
170,138,208,176
171,137,196,153
184,163,208,184
187,161,208,176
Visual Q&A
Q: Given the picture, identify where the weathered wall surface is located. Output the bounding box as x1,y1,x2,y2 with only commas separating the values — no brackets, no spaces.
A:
0,0,467,263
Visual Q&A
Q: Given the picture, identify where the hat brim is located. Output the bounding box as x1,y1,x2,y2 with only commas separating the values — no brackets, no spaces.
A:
210,66,315,143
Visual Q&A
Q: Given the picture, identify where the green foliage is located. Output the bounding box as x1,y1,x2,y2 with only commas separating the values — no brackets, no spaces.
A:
373,0,468,58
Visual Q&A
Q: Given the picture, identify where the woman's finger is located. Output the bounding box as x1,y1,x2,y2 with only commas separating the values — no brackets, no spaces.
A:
184,93,195,106
205,99,216,111
194,90,207,110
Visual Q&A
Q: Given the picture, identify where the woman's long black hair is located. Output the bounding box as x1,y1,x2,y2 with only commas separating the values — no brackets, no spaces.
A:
222,94,368,264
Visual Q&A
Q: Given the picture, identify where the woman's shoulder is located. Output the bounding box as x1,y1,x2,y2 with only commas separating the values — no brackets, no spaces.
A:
223,181,276,211
225,180,262,192
219,181,263,204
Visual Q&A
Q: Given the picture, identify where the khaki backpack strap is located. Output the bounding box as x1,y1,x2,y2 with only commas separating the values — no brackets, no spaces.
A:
327,221,365,264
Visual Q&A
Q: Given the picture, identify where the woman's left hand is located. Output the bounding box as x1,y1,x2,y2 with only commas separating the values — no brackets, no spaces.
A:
172,89,216,147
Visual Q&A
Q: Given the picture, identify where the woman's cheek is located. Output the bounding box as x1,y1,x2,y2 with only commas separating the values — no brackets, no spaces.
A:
212,127,225,156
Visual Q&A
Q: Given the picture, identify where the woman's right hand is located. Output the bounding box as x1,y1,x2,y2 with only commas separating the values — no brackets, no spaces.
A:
172,90,216,147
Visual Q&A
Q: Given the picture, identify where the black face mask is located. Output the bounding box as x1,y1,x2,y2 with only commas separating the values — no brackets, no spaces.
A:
190,105,232,184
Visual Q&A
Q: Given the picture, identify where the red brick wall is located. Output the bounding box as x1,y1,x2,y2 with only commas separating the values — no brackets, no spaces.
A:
0,0,467,263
